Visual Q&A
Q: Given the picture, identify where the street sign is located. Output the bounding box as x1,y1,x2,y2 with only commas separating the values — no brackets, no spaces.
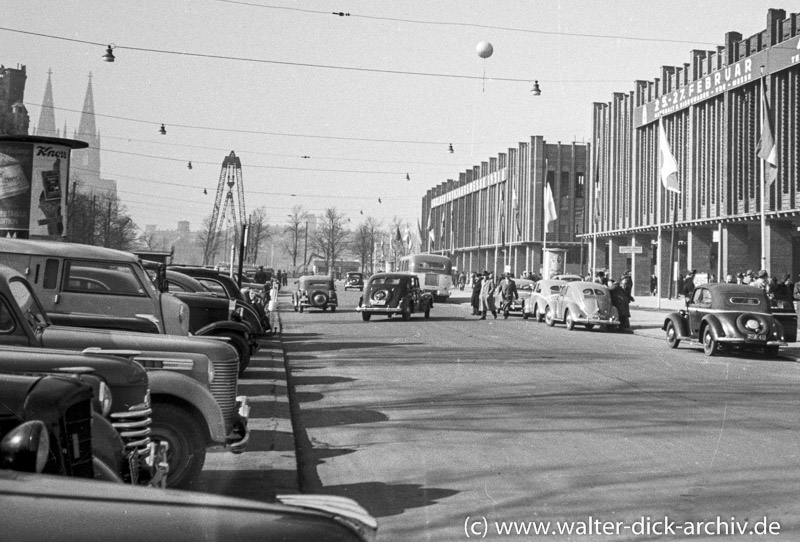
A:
619,246,644,254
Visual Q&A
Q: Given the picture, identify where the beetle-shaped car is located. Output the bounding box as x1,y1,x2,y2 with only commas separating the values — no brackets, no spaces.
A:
543,281,620,331
662,283,787,357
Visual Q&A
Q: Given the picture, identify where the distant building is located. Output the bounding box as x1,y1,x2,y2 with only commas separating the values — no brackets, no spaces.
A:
422,137,589,277
0,64,29,135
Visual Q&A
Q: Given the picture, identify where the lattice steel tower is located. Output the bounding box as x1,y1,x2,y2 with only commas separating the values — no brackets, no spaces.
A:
204,151,246,264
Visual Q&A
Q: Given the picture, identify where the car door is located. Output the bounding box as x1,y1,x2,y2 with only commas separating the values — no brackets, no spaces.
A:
688,287,711,336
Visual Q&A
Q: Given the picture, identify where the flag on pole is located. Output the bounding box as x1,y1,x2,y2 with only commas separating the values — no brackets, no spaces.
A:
758,84,778,186
403,225,411,251
544,182,557,233
497,190,505,247
449,206,454,250
658,122,681,193
426,212,435,250
512,187,521,239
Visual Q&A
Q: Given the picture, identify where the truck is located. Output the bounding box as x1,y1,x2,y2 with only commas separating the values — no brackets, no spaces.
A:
0,262,249,488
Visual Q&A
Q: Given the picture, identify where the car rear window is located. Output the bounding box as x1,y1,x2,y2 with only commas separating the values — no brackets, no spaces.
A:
549,285,561,293
582,288,606,296
371,277,401,285
729,297,762,306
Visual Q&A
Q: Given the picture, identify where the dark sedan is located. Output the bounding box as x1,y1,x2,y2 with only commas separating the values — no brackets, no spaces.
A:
356,273,432,321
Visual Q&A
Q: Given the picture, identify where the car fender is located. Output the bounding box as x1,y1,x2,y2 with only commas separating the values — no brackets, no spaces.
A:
146,371,226,444
663,312,691,337
700,313,726,338
194,320,250,339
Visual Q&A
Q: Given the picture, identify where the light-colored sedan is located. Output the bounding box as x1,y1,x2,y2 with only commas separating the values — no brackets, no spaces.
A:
522,279,566,322
543,281,621,331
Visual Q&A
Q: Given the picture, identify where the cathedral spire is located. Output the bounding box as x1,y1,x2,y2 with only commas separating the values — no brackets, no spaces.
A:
36,68,58,137
76,72,97,139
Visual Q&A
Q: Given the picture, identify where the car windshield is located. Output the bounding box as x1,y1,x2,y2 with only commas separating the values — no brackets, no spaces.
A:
303,281,333,288
371,277,402,286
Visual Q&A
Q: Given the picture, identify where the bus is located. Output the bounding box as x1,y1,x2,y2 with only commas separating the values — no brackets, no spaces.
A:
397,254,452,302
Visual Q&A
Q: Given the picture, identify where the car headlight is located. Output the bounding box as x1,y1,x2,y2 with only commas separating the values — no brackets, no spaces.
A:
208,361,215,384
98,381,113,417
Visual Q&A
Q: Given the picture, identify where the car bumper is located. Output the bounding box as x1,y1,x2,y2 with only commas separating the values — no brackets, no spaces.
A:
356,306,402,314
716,337,787,346
298,300,339,308
227,395,250,453
574,316,620,326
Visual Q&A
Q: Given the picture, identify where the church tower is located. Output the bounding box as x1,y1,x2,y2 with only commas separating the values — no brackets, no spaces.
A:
35,69,58,137
70,73,115,197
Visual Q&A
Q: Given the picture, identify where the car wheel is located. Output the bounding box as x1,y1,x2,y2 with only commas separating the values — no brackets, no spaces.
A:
149,403,206,490
535,304,544,323
585,323,595,330
565,310,575,330
703,326,719,356
361,312,371,321
665,321,680,348
544,306,555,327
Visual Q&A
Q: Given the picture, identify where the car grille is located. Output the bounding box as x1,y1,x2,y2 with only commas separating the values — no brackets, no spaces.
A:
209,357,239,430
62,400,94,478
110,391,153,459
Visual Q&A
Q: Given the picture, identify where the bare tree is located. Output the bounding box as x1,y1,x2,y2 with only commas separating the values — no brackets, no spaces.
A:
65,181,137,250
248,206,271,264
352,216,382,274
197,214,221,265
282,205,310,272
139,230,159,250
311,207,349,276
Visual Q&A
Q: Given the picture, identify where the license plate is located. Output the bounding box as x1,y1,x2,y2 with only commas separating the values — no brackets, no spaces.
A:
373,300,385,306
747,333,766,341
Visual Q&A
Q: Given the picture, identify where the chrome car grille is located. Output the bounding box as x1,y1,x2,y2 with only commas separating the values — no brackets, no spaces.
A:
110,392,153,457
209,358,239,429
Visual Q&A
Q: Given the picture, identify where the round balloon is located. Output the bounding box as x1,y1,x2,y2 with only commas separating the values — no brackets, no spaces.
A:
476,41,493,59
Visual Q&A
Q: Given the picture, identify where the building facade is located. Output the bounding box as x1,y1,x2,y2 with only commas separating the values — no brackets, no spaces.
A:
422,137,589,278
0,64,29,135
590,8,800,297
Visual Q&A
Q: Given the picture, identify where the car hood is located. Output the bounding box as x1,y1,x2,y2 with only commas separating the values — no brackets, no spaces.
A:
41,325,239,362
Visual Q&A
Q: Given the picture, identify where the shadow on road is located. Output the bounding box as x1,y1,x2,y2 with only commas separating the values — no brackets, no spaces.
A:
316,482,459,518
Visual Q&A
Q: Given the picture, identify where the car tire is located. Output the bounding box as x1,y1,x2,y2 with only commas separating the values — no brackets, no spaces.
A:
702,326,719,356
361,312,371,321
149,403,206,490
534,305,544,323
545,306,555,327
665,321,680,348
565,310,575,330
330,306,336,313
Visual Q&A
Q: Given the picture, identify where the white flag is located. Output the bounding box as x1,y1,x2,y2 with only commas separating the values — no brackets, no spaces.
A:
544,182,557,233
658,122,680,193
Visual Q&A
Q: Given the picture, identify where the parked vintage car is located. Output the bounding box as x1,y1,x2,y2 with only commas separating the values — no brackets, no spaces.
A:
356,273,433,321
662,283,787,357
0,263,249,488
344,272,365,291
1,470,378,542
293,275,338,312
522,279,567,322
0,238,253,375
552,274,584,282
544,281,621,330
1,372,97,479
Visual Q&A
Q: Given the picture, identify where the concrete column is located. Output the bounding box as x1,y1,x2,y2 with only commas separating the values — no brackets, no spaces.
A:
595,240,609,276
631,235,654,297
688,228,713,275
658,229,673,298
767,221,793,277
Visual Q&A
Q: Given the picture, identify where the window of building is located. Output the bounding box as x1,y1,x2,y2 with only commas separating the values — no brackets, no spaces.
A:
576,172,585,198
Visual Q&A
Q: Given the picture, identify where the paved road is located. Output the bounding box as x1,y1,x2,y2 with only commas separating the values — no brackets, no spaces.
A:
279,287,800,541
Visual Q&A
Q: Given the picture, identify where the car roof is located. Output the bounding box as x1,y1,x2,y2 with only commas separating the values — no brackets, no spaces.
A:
0,238,139,262
367,272,414,280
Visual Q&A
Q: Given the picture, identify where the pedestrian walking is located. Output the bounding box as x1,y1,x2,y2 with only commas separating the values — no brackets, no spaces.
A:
479,272,498,319
495,272,519,319
457,271,466,291
608,278,634,330
470,272,482,315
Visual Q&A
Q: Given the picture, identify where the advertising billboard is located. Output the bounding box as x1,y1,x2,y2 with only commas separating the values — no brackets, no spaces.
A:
0,136,87,239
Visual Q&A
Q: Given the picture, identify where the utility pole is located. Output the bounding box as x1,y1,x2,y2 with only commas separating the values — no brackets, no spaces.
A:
303,220,309,273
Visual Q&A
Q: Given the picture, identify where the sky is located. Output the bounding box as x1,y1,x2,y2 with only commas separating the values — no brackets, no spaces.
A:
1,0,789,235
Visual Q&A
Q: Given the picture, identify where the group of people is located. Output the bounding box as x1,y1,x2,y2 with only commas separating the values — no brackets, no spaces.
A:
593,270,635,330
469,271,519,320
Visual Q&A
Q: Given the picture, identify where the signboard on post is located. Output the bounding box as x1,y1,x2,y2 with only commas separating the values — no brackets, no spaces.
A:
619,246,644,254
0,136,87,239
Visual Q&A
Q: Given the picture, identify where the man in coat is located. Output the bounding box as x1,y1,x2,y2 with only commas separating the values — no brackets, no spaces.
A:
470,272,483,315
479,272,498,320
495,272,519,319
609,278,634,330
